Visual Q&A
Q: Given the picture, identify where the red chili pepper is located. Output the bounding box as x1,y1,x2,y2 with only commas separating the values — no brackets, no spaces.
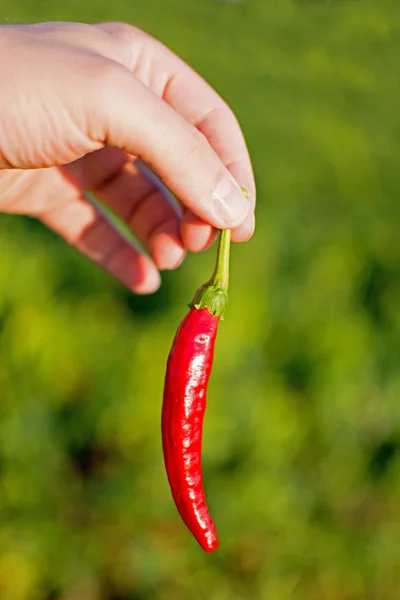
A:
162,227,232,552
162,306,219,551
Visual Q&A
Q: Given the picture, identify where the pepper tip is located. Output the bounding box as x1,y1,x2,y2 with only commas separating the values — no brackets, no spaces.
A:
198,531,219,553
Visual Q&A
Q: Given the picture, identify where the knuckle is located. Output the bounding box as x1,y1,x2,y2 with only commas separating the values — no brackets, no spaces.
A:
86,56,125,91
190,127,207,143
97,21,133,38
82,57,128,131
218,100,239,125
184,128,210,162
96,21,140,67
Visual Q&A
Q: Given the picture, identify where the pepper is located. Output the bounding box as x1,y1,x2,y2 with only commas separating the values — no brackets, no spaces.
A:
162,226,232,552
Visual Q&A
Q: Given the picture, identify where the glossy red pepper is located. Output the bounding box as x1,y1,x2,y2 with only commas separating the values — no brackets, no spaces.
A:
162,228,232,552
162,306,219,551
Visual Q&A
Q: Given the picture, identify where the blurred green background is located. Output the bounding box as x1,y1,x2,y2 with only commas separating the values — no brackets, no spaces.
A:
1,1,400,598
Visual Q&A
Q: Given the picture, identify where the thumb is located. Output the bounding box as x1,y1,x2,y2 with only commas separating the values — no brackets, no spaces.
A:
85,63,250,229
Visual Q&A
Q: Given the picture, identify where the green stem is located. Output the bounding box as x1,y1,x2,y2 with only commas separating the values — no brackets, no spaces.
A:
191,229,231,319
210,228,231,291
190,229,231,318
190,186,249,318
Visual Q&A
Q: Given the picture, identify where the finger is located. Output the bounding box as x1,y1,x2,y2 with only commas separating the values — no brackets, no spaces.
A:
169,91,256,244
180,210,217,253
181,161,255,247
81,63,250,230
61,148,185,271
134,160,208,254
40,194,161,294
133,161,217,255
92,160,186,270
38,149,161,294
98,23,256,242
224,161,256,243
98,22,255,192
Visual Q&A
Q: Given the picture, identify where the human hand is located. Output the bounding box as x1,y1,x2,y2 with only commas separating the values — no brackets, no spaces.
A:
0,22,255,293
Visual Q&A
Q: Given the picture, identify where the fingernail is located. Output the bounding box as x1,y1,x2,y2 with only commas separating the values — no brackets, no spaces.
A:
212,174,250,226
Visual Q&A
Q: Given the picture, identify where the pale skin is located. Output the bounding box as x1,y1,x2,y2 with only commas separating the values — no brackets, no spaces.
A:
0,22,256,294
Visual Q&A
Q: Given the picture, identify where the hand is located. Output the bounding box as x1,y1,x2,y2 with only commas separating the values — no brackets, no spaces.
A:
0,22,255,293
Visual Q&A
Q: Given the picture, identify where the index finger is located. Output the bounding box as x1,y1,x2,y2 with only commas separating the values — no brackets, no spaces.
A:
165,71,255,203
167,84,256,244
98,23,256,241
145,33,256,242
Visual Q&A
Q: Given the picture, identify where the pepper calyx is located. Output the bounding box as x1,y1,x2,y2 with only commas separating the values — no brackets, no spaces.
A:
190,282,228,319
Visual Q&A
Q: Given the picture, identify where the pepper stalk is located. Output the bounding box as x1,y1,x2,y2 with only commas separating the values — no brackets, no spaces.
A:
191,187,249,318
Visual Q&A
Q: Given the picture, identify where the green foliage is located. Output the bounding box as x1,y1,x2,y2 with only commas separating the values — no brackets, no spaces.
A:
1,1,400,598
